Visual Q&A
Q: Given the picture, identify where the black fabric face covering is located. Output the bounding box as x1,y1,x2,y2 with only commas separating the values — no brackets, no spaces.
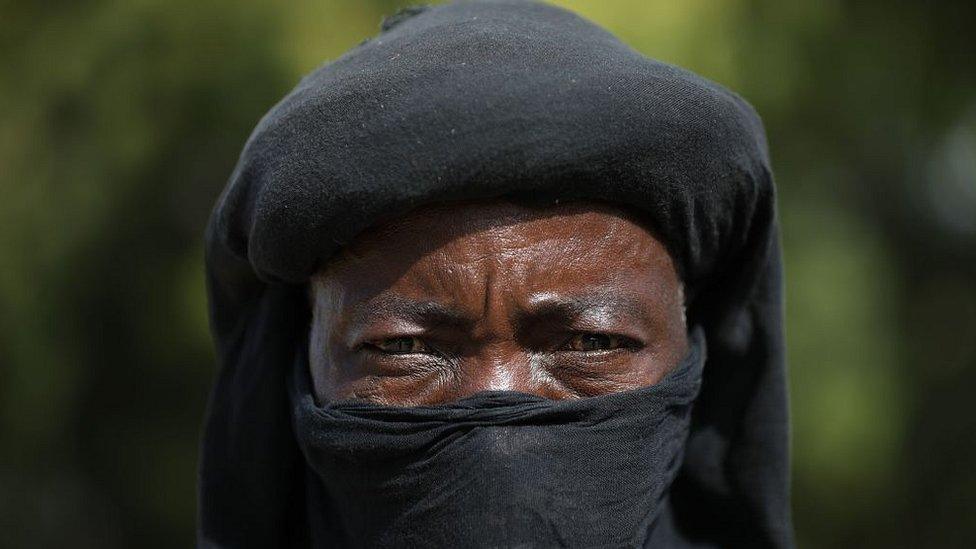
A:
199,1,794,547
292,329,706,548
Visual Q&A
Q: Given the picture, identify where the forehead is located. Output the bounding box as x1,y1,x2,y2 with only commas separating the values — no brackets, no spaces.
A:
312,200,679,301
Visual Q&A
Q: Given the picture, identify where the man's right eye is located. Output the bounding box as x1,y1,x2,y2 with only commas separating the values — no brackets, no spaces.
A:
367,336,430,354
559,332,638,353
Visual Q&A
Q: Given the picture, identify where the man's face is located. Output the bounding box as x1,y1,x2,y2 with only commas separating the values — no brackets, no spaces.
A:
308,201,687,406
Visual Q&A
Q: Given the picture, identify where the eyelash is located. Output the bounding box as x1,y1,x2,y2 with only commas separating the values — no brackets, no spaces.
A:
558,333,640,353
362,333,640,356
361,337,439,356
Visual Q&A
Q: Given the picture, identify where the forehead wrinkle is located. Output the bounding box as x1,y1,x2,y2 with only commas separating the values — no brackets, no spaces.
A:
447,233,604,280
508,215,648,261
435,225,539,264
348,293,474,331
412,244,491,306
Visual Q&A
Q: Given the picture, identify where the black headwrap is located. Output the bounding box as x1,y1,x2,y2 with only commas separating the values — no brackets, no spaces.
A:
200,1,793,547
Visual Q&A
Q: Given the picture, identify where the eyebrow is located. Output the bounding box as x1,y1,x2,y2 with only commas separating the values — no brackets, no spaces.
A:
347,290,655,335
349,294,475,331
518,290,654,327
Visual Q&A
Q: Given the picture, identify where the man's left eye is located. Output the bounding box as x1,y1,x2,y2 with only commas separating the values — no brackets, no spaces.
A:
370,336,429,354
562,333,627,352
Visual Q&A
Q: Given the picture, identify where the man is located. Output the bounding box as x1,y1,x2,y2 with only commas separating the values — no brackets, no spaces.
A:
200,1,793,547
307,200,689,406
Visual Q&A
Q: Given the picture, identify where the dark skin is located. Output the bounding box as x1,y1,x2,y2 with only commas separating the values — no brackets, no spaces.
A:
309,200,688,406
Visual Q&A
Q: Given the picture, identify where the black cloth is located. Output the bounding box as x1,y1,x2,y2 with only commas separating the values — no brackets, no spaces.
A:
200,1,793,547
294,327,706,547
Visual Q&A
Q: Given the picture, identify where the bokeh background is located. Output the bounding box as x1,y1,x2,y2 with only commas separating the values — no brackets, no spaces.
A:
2,0,974,546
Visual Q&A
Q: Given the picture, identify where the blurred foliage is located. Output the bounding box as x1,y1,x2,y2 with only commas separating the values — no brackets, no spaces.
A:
1,0,974,547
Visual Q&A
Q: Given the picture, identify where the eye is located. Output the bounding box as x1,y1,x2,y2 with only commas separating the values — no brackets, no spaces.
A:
562,333,629,352
368,336,430,355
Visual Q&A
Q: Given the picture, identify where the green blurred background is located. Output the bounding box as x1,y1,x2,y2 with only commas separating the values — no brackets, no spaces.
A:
2,0,974,546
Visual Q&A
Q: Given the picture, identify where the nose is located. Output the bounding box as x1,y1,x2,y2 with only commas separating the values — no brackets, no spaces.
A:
456,351,536,396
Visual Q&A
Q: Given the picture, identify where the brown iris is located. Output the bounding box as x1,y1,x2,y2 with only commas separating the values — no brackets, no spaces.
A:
562,333,629,352
370,336,430,354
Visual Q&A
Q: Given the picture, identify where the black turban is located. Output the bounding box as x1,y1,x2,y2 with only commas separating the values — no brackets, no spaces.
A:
200,1,794,547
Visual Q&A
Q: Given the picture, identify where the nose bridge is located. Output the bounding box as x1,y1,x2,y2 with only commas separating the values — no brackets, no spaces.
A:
462,344,535,394
462,254,535,394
